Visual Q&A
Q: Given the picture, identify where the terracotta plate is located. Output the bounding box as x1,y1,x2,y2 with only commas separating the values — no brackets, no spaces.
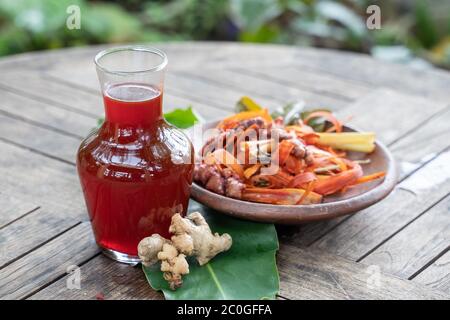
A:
190,121,397,224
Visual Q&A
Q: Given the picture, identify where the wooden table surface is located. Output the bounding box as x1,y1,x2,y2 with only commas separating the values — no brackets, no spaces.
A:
0,42,449,300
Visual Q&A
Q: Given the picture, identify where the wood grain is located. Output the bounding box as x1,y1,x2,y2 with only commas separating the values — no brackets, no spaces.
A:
1,70,230,122
337,88,448,145
414,250,450,293
280,47,450,104
0,142,85,265
390,107,450,179
0,141,82,208
0,193,39,229
0,88,95,138
361,194,450,280
28,254,162,300
232,64,371,101
311,151,450,263
0,222,99,300
0,205,82,269
0,113,80,164
0,72,103,118
174,68,349,109
4,42,450,103
0,43,449,299
278,244,449,300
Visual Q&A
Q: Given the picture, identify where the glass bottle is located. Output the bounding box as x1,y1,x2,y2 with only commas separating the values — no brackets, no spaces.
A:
76,46,194,264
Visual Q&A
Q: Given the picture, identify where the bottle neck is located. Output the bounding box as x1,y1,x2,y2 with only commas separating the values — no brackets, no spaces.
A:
103,91,163,127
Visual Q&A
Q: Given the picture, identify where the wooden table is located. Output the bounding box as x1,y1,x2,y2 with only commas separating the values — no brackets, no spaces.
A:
0,42,449,300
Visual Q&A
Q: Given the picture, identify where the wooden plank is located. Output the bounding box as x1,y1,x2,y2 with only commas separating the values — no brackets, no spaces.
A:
232,64,370,101
0,113,80,164
158,43,450,106
414,250,450,293
36,45,306,112
3,42,450,103
0,72,103,118
278,244,449,300
33,243,450,301
0,88,96,138
4,43,296,74
175,68,349,109
26,224,450,300
0,141,81,207
163,93,231,119
277,217,348,248
0,205,83,268
285,48,450,104
0,193,39,229
311,151,450,262
337,88,448,145
1,42,225,73
46,65,282,112
166,73,285,111
391,108,450,179
0,222,99,300
0,41,302,71
0,141,86,265
43,60,205,107
361,194,450,279
2,70,229,121
28,255,162,300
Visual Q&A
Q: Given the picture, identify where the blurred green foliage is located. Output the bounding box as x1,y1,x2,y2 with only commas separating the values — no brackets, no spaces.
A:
0,0,449,69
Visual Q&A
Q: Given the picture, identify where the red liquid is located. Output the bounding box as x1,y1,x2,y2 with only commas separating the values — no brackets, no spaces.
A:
77,83,194,256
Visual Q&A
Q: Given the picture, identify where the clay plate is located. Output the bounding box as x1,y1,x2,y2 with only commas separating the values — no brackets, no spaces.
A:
190,121,397,224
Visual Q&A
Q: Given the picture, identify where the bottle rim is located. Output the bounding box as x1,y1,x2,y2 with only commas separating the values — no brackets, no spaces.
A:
94,46,168,75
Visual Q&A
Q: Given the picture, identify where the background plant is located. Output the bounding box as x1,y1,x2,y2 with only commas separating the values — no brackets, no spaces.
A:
0,0,449,69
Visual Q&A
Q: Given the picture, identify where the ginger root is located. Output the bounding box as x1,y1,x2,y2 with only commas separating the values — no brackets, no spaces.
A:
170,212,232,266
158,243,189,290
137,234,168,267
137,212,232,290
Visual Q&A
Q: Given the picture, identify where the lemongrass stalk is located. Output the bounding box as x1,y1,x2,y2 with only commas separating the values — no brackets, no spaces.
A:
316,132,376,153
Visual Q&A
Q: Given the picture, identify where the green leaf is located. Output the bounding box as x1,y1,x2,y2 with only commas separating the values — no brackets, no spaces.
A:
142,210,279,300
239,24,280,43
164,107,199,129
96,107,199,129
415,0,439,49
234,96,262,113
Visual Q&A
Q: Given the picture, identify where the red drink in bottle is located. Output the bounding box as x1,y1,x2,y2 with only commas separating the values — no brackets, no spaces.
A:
76,48,193,263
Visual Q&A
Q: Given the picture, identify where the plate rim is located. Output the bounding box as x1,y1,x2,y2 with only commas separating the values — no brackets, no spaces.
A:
190,121,398,224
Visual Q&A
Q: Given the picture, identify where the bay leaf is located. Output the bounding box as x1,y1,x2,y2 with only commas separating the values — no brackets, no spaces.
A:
142,209,279,300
